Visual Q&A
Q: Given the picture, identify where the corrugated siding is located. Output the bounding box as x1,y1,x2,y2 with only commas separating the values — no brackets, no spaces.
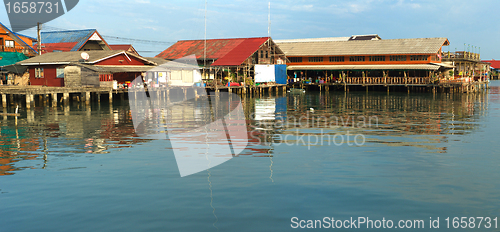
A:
277,38,449,56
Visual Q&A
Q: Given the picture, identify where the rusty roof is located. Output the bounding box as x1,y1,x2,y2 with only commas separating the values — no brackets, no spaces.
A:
156,37,270,66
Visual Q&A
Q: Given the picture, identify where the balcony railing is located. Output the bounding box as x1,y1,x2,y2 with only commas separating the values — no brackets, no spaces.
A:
0,45,36,56
442,51,480,61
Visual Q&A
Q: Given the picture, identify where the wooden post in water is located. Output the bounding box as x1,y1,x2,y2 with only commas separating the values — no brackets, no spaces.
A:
85,92,91,105
52,93,57,107
2,94,6,108
26,94,32,109
109,91,113,103
63,93,69,105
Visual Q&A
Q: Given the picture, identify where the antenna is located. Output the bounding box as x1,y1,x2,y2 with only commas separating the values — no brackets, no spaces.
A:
204,0,207,78
268,2,271,37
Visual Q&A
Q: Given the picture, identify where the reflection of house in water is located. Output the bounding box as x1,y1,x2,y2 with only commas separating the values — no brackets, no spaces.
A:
274,92,488,152
246,96,288,155
0,126,40,176
0,105,152,175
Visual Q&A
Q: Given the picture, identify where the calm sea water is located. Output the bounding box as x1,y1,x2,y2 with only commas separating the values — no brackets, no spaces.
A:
1,82,500,231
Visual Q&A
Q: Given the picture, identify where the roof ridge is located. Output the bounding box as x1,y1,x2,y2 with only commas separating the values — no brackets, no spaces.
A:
177,36,270,42
41,29,97,34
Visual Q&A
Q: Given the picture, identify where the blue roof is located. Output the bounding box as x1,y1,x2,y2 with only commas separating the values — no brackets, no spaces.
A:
41,29,97,51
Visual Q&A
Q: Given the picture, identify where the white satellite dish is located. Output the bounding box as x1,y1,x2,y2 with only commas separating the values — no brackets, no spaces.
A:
81,52,89,61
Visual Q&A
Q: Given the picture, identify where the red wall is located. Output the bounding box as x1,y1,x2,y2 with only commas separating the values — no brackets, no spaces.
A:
96,53,145,65
29,65,65,87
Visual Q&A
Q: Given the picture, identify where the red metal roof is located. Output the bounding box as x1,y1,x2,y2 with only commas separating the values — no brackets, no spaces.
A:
110,44,133,50
41,42,79,53
156,37,270,66
483,60,500,69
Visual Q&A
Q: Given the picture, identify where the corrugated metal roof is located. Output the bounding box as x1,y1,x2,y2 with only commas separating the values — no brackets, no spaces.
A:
94,65,155,73
39,29,110,52
17,50,155,65
287,64,441,71
277,37,450,56
211,37,269,66
41,42,79,53
482,60,500,69
156,37,270,66
274,37,350,43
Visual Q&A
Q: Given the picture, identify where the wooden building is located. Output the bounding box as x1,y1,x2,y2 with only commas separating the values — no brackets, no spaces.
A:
156,37,287,86
276,37,453,85
0,22,37,56
441,51,490,82
17,50,157,87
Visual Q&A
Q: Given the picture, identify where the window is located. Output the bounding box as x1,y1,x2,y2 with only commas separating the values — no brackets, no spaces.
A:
431,55,440,61
329,56,345,62
56,68,64,78
260,50,264,58
35,68,44,78
289,57,303,63
410,55,428,61
5,40,14,48
308,57,323,62
390,55,407,61
265,50,269,59
369,56,385,62
349,56,365,62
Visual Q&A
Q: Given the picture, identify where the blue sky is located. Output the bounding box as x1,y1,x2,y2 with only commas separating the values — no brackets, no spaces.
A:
1,0,499,58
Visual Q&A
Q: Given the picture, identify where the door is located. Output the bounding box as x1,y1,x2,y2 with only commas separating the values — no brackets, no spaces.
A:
0,38,4,52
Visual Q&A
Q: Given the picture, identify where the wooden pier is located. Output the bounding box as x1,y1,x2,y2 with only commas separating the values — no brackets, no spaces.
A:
289,81,490,94
0,84,289,109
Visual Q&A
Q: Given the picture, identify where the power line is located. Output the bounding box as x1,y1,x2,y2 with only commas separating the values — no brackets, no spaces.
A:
40,24,176,45
101,35,175,45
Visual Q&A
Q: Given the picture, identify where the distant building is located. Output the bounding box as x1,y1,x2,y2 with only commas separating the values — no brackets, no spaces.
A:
36,29,111,54
110,44,140,56
0,22,37,57
17,50,156,87
0,22,37,85
156,37,287,85
276,37,454,84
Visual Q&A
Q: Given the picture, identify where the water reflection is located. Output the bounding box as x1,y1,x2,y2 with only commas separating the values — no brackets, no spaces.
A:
246,90,488,153
0,87,491,176
0,103,149,176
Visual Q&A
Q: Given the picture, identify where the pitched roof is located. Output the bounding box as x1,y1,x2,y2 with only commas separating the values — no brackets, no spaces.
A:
110,44,139,55
482,60,500,69
156,37,270,66
40,29,110,52
17,50,156,66
110,44,133,50
276,37,450,56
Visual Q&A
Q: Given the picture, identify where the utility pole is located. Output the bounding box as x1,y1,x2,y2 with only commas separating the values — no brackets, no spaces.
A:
37,22,42,55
